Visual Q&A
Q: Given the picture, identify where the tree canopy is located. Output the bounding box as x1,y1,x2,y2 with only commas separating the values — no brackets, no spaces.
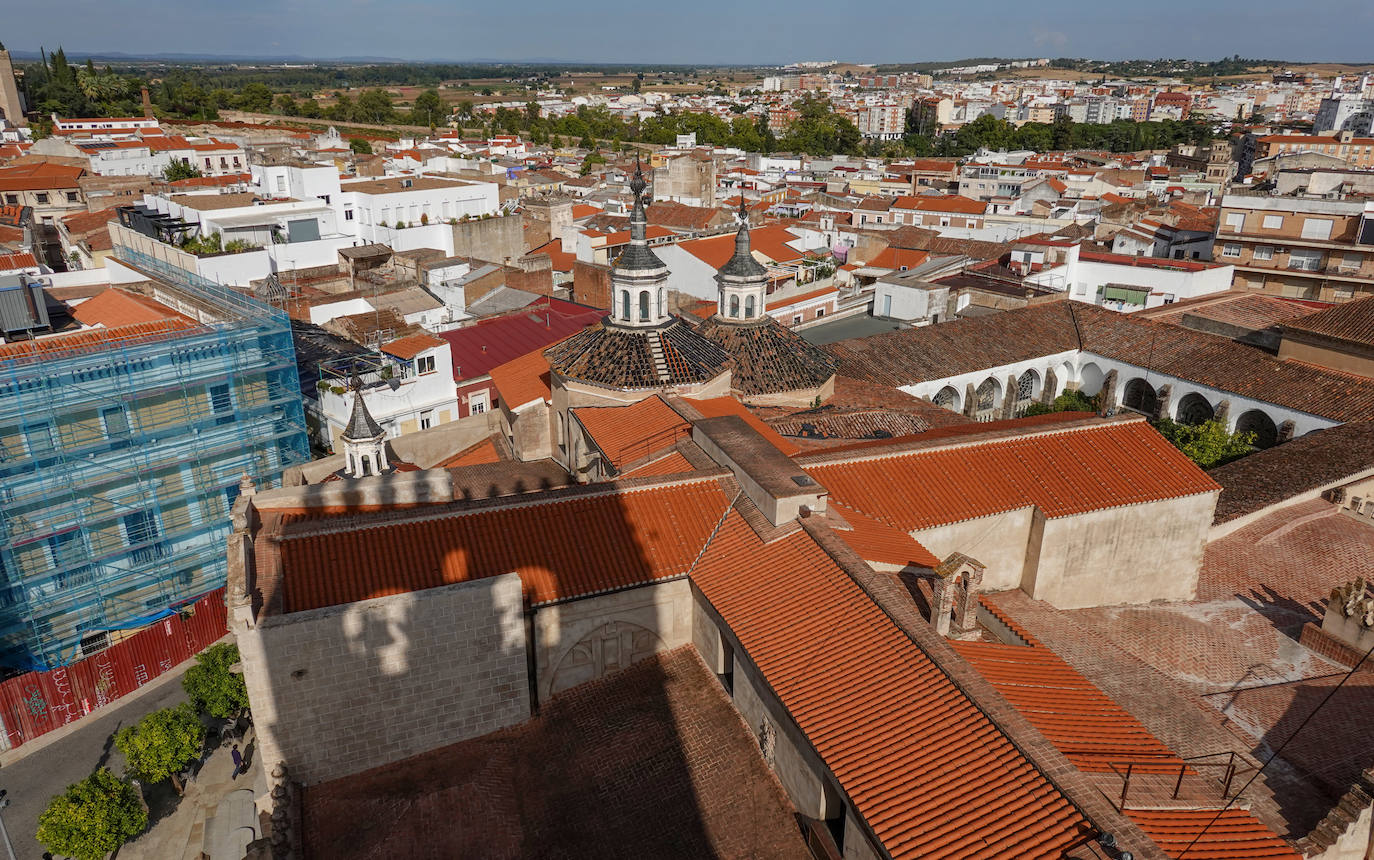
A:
1152,418,1255,469
115,703,204,785
182,641,250,719
36,768,147,860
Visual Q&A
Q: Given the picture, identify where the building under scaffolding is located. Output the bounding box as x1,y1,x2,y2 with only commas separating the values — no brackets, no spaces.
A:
0,243,310,671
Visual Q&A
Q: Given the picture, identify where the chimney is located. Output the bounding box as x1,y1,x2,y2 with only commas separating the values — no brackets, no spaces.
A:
141,87,153,119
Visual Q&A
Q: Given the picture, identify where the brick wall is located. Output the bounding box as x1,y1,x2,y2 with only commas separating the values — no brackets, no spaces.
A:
571,260,612,311
239,574,529,785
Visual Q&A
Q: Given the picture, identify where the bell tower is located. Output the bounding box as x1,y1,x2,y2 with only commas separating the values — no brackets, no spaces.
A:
341,375,389,478
714,199,769,324
607,155,671,328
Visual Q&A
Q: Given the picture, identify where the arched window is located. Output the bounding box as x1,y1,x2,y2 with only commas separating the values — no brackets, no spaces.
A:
1016,369,1037,403
975,378,1000,416
659,287,666,316
1235,409,1279,449
745,295,756,317
729,295,740,318
1122,378,1158,415
638,290,650,322
620,290,630,320
932,385,961,412
1176,393,1215,426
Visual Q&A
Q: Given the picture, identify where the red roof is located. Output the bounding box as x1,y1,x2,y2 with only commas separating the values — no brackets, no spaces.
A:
277,476,733,612
380,332,446,360
488,346,553,410
437,438,502,468
0,252,38,272
1079,250,1215,272
60,207,120,235
1128,809,1300,859
439,297,603,381
527,238,575,272
0,318,198,361
72,288,185,328
688,396,799,456
891,194,986,215
678,225,803,269
830,502,940,568
620,450,696,478
803,419,1220,532
573,395,692,470
865,247,930,271
691,515,1091,858
0,161,85,191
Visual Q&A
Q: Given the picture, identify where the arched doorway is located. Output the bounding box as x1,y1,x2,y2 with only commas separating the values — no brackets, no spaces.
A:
1078,362,1105,396
1121,378,1158,415
1235,409,1279,449
975,377,1002,420
1176,392,1215,426
932,385,961,412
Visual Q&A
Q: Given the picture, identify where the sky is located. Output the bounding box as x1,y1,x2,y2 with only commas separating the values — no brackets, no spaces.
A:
5,0,1373,65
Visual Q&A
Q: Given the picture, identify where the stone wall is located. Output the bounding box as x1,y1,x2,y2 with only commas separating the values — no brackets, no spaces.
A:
450,214,524,265
238,575,529,785
571,260,612,311
913,507,1037,593
1027,492,1216,608
532,578,693,703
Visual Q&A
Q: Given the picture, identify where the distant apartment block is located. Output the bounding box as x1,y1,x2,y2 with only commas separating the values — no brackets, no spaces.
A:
1215,195,1374,301
0,240,310,671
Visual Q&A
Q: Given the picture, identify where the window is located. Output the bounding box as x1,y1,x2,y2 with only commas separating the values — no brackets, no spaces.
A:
1222,243,1242,258
1262,214,1283,230
101,406,130,450
638,290,650,322
3,194,16,205
275,176,287,194
1289,249,1322,271
1301,218,1333,240
419,409,433,430
26,421,55,456
815,307,826,318
469,390,489,414
66,191,79,203
122,511,162,564
792,314,803,325
729,295,740,318
416,354,436,375
745,295,756,317
35,193,48,204
209,383,235,426
1253,245,1274,261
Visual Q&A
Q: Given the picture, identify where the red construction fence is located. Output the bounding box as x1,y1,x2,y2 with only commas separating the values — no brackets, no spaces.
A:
0,588,228,751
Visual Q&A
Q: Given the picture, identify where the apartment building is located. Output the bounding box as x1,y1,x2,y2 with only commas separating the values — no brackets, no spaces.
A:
1215,194,1374,300
1255,130,1374,170
0,248,310,671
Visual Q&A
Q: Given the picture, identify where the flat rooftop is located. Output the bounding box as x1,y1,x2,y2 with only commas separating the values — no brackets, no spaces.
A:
302,646,807,859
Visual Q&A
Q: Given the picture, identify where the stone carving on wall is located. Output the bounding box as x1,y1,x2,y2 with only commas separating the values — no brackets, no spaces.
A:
758,719,776,768
550,620,663,695
1334,578,1374,628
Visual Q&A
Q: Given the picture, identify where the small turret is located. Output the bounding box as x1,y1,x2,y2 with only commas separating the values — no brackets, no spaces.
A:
341,374,389,478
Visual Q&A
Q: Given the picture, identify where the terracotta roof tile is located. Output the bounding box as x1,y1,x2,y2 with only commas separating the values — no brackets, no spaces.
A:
804,419,1219,531
1127,809,1300,859
71,288,185,328
277,476,733,613
678,225,804,269
573,395,691,470
380,332,446,360
488,346,553,410
0,318,199,362
685,396,800,456
691,517,1091,858
1282,295,1374,347
437,437,502,468
695,317,837,400
829,503,941,568
0,252,38,271
619,449,696,478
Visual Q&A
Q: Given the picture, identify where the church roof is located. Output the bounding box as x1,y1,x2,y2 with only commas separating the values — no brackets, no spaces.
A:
696,316,837,397
343,388,385,441
545,317,730,390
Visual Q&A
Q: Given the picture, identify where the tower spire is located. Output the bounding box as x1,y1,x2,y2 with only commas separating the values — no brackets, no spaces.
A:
341,372,389,478
714,195,768,323
607,152,671,328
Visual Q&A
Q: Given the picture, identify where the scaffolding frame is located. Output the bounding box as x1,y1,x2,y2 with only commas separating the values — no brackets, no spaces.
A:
0,246,311,671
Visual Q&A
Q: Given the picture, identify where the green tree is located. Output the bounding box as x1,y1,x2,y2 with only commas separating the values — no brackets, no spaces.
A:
273,93,299,115
163,160,202,182
354,88,395,123
411,88,444,126
235,82,275,113
296,97,322,118
115,703,203,790
349,137,373,155
36,768,148,860
579,151,606,176
1023,389,1099,416
1152,418,1255,469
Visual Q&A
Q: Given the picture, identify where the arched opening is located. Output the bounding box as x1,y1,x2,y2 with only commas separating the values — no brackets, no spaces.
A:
1235,409,1279,449
932,385,961,413
638,290,650,322
1014,369,1039,410
729,295,740,318
1078,362,1105,396
1057,361,1073,396
620,290,630,320
745,295,756,318
975,377,1001,419
1121,378,1158,415
1176,392,1215,426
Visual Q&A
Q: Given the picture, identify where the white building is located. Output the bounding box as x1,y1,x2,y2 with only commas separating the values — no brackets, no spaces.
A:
339,176,499,241
1024,244,1234,311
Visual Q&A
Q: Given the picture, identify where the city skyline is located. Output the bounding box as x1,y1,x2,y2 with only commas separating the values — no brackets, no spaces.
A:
5,0,1374,66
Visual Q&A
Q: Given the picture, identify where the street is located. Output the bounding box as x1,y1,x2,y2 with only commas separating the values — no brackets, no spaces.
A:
0,665,192,860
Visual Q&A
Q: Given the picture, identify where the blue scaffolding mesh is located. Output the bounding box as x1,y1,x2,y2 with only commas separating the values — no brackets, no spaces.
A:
0,247,311,671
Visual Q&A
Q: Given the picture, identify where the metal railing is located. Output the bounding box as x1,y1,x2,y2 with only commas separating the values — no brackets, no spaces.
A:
1108,750,1257,809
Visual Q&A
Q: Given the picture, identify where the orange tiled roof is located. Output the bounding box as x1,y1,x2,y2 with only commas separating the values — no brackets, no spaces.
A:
488,346,553,410
830,503,940,568
864,247,930,271
687,396,799,456
678,225,803,269
277,476,732,612
72,288,185,328
0,251,38,271
691,516,1091,858
437,438,502,468
1127,809,1300,859
620,449,696,478
0,161,84,191
60,207,120,235
804,419,1219,532
380,332,446,360
573,395,691,470
0,318,198,361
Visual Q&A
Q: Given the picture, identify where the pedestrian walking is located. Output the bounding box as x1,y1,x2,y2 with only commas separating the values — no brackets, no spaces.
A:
231,743,244,780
